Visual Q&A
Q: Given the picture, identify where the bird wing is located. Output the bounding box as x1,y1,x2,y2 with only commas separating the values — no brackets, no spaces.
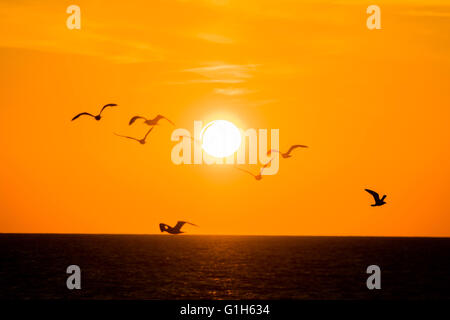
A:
143,127,154,139
155,114,175,125
173,221,186,231
365,189,381,201
173,221,187,231
260,160,273,174
183,221,198,227
71,112,94,121
99,103,117,115
114,133,139,141
286,144,308,155
129,116,146,125
234,167,256,177
173,221,198,232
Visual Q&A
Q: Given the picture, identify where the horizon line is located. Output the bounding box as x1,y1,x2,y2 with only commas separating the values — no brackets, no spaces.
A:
0,232,449,239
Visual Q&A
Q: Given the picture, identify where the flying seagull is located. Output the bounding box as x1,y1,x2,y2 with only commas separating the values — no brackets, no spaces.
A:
129,114,175,126
365,189,387,207
235,161,272,181
268,145,308,158
159,221,198,234
71,103,117,121
114,127,154,145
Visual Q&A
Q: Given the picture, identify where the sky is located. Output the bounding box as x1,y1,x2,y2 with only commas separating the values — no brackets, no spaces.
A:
0,0,449,236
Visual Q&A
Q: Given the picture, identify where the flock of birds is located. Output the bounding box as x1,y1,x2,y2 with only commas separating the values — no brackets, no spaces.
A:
237,145,309,181
72,103,175,145
70,103,310,180
72,103,387,235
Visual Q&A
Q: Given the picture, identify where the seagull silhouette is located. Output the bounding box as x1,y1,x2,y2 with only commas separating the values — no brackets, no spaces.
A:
268,145,308,158
129,114,175,126
114,127,154,145
235,161,272,181
159,221,198,234
365,189,387,207
71,103,117,121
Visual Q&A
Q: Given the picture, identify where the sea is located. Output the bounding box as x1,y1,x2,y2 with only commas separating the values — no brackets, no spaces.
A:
0,234,449,300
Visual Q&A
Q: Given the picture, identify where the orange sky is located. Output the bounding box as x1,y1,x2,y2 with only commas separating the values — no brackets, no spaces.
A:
1,0,450,236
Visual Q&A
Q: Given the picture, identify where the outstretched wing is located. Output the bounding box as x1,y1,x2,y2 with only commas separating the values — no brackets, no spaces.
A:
286,144,308,155
99,103,117,115
143,127,154,139
365,189,381,201
114,132,139,141
155,114,175,125
174,221,198,231
173,221,186,231
129,116,147,125
183,221,198,227
71,112,94,121
260,160,273,174
234,167,256,177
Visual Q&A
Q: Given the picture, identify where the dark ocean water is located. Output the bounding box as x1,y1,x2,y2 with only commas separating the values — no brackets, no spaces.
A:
0,234,449,300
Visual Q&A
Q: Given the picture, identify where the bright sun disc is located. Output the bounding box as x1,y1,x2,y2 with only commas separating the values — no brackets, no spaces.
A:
201,120,241,158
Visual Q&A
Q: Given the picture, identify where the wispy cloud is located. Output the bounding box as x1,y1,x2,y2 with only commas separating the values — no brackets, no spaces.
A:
0,3,165,64
197,33,234,44
229,98,278,108
401,9,450,18
183,63,258,80
167,79,245,85
190,79,245,83
177,0,230,6
214,88,255,95
81,33,166,63
171,63,258,86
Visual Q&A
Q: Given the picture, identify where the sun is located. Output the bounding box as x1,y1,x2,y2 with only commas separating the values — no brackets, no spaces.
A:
201,120,242,158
